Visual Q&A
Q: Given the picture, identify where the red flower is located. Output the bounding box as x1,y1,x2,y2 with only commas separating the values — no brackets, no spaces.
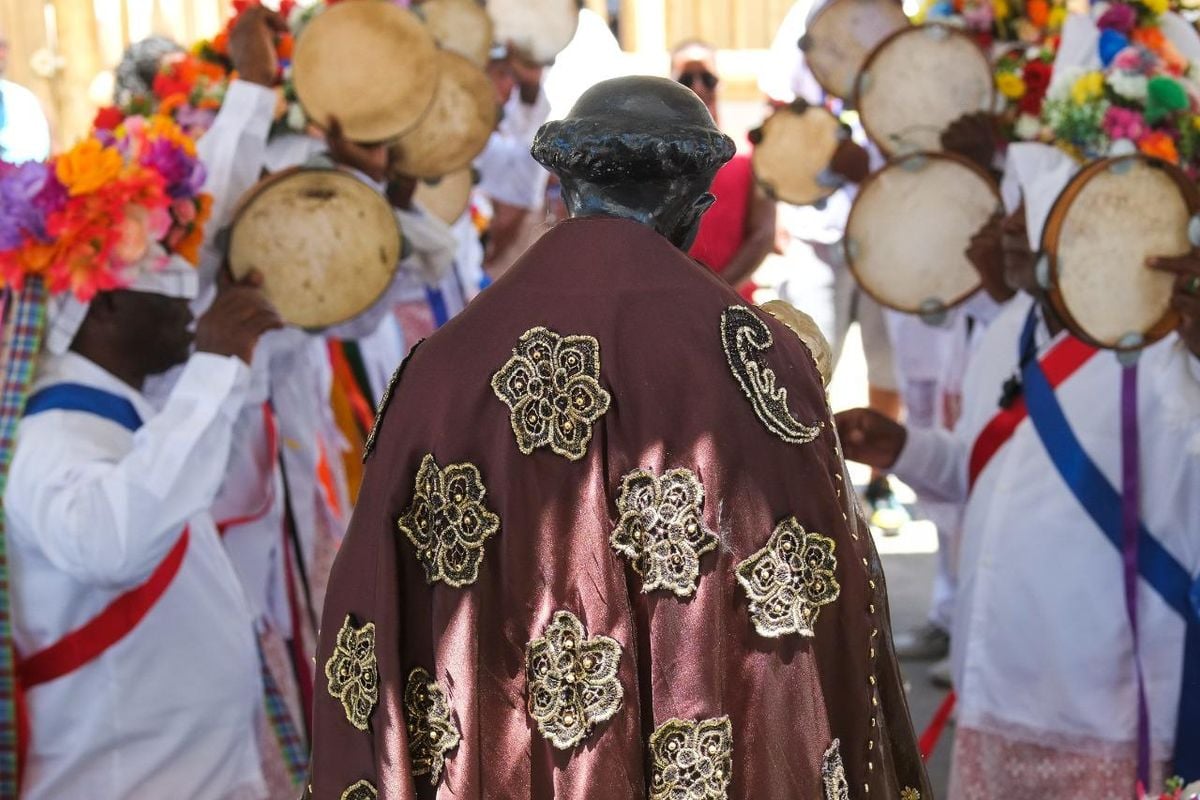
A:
92,106,125,131
1019,60,1053,115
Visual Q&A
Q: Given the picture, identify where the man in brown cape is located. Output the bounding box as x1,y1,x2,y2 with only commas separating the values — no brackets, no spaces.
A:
307,76,930,800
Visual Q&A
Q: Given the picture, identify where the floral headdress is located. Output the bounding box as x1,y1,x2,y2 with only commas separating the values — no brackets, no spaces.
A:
1026,0,1200,176
0,115,210,301
919,0,1069,48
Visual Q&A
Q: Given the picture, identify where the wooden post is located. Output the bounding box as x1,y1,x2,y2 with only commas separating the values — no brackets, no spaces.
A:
51,0,105,144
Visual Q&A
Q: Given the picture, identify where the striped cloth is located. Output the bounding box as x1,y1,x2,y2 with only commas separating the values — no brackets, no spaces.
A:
259,641,309,789
0,278,48,794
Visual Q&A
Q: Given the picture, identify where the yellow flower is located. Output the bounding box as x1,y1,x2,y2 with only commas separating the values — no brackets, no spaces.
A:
1144,0,1169,15
55,138,124,196
1070,71,1105,105
1048,6,1067,30
994,0,1011,20
997,72,1027,99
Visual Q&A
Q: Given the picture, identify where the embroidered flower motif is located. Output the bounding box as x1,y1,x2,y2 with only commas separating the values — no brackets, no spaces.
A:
720,306,822,444
901,788,923,800
822,740,850,800
324,615,378,731
340,780,377,800
404,667,461,784
649,716,733,800
735,517,840,639
610,467,718,598
526,610,623,749
490,326,611,461
396,454,501,587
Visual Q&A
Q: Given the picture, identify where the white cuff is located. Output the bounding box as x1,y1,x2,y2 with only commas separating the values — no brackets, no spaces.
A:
221,80,279,139
177,352,252,422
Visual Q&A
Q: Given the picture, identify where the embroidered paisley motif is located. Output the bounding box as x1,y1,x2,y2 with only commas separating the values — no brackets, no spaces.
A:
526,610,623,749
324,615,378,731
490,326,611,460
340,780,377,800
720,305,822,444
901,789,922,800
396,454,501,587
610,467,717,597
404,667,461,784
822,739,850,800
649,716,733,800
735,517,840,638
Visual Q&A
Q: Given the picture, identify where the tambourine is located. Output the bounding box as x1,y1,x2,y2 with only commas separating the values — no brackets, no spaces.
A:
750,103,845,207
415,0,494,67
855,24,994,157
799,0,910,101
292,1,438,142
228,168,403,330
389,50,498,180
486,0,580,65
844,152,1000,317
414,168,476,226
1039,154,1200,351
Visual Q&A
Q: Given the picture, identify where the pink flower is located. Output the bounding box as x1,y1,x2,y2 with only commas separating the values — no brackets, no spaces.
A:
1103,105,1149,140
1097,3,1136,33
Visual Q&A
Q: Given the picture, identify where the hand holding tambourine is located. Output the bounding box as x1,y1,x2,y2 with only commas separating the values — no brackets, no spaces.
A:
1148,250,1200,358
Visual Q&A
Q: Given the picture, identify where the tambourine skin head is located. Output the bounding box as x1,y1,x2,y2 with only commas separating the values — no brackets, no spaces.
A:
228,168,403,331
1040,154,1196,351
413,167,474,226
388,50,499,180
414,0,494,67
486,0,580,65
844,151,998,315
750,105,843,207
803,0,910,100
292,1,439,143
854,24,995,158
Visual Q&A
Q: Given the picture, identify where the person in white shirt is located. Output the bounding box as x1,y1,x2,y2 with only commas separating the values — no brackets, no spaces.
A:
0,29,50,164
6,252,283,800
836,140,1200,796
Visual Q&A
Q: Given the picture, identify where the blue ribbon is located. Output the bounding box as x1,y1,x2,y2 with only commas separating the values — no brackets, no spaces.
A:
24,383,143,432
1021,317,1200,780
425,287,450,329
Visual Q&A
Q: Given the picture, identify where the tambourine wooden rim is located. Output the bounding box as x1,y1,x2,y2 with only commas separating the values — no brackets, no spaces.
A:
800,0,910,101
750,104,844,207
415,0,495,67
854,23,995,158
1040,154,1198,351
414,168,475,225
844,150,1000,315
486,0,580,65
292,1,439,142
389,50,498,180
228,167,403,330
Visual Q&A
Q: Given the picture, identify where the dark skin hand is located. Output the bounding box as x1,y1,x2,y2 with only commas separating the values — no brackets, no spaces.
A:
227,5,288,87
326,116,390,184
506,49,544,105
784,98,870,185
941,112,999,175
194,268,285,365
834,407,908,470
966,212,1017,303
1148,252,1200,358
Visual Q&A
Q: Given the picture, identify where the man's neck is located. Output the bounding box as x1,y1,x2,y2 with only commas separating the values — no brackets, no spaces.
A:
69,345,147,392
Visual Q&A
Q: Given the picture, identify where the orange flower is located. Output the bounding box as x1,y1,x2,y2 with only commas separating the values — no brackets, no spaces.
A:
1027,0,1049,28
55,139,124,197
277,34,294,61
1138,131,1179,163
146,115,198,157
170,193,212,265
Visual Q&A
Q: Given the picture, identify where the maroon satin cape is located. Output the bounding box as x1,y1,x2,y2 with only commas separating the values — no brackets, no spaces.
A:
309,217,930,799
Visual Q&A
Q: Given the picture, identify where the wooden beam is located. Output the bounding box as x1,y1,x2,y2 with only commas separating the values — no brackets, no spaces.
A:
51,0,106,144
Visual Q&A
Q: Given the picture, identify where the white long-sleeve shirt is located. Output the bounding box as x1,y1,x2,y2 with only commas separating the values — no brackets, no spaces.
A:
893,294,1200,759
6,352,265,800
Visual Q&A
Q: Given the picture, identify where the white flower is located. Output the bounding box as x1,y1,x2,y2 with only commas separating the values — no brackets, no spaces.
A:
1107,71,1148,101
286,103,308,133
1015,113,1042,140
1047,65,1084,102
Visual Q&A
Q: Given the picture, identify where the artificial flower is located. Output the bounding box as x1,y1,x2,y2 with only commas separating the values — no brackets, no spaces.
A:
1103,105,1150,140
1100,30,1130,66
1097,2,1137,33
1145,75,1190,122
998,72,1027,99
1047,65,1084,101
93,106,126,131
1026,0,1049,27
1109,71,1150,100
1015,113,1043,139
1138,130,1180,162
1071,71,1106,104
55,139,124,197
1143,0,1169,16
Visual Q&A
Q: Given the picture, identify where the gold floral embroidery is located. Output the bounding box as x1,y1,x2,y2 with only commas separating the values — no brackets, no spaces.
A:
649,716,733,800
404,667,461,784
340,780,377,800
901,789,922,800
610,467,717,597
363,340,422,462
324,615,378,731
735,517,840,638
720,305,822,444
490,327,611,461
526,610,623,749
822,739,850,800
396,454,501,587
